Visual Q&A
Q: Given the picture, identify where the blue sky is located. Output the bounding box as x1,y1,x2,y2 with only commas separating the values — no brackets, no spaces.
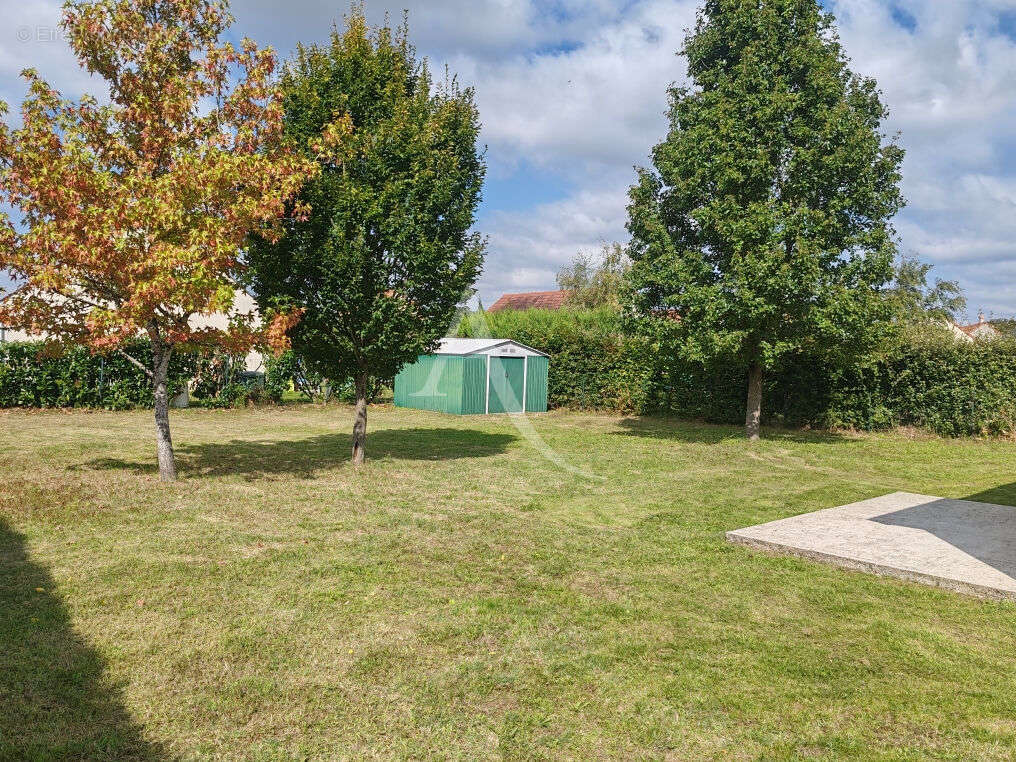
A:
3,0,1016,319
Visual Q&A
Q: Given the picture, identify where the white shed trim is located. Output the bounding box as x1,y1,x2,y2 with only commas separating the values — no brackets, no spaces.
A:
434,338,549,358
484,353,491,415
522,355,528,413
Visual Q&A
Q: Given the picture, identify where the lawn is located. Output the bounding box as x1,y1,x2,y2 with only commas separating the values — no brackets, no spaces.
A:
2,405,1016,760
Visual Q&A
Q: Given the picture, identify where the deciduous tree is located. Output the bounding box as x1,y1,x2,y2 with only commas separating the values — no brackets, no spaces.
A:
888,253,966,324
0,0,316,480
626,0,905,440
245,8,486,465
557,243,630,310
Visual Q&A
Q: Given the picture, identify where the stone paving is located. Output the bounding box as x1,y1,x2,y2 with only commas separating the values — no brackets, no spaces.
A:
728,492,1016,600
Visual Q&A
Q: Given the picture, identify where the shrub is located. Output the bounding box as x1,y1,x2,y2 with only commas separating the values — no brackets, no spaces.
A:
0,339,195,410
456,308,1016,437
456,308,654,413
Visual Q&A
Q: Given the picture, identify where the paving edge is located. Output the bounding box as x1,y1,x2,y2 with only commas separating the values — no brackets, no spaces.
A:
726,530,1016,602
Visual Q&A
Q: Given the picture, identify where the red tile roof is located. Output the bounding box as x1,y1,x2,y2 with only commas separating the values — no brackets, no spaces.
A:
954,319,1000,339
487,290,569,313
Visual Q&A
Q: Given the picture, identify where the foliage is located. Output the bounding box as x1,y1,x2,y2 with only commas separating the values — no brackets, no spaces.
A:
887,253,966,323
0,0,315,479
0,0,312,355
556,242,630,309
654,330,1016,438
245,7,485,463
262,350,321,402
0,339,194,409
456,307,654,413
263,350,391,406
189,351,281,408
191,352,244,401
625,0,905,438
460,306,1016,437
990,318,1016,337
195,376,278,409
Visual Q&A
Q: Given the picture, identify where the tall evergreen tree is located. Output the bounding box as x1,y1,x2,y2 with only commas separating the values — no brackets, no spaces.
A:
245,8,486,464
626,0,905,439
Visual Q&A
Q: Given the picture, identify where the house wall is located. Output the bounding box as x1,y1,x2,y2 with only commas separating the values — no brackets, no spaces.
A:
0,326,32,343
0,290,265,372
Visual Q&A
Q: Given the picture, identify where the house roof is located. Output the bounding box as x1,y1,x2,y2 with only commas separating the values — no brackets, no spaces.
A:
953,318,1001,340
487,290,569,312
434,338,549,357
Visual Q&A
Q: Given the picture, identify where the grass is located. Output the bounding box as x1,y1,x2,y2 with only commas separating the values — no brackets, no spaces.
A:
2,404,1016,760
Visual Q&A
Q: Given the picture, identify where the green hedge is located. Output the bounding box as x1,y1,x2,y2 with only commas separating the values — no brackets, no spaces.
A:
458,309,1016,437
456,308,654,413
0,339,195,410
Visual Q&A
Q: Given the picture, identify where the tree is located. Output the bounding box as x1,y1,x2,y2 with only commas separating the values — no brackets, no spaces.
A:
626,0,905,440
0,0,316,480
888,253,966,323
557,242,630,310
245,8,486,465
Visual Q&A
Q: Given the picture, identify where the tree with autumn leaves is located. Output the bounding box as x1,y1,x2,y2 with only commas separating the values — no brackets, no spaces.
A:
0,0,326,481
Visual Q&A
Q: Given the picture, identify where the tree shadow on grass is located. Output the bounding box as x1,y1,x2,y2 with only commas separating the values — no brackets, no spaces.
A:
81,427,518,479
963,483,1016,508
0,518,164,759
612,416,850,445
871,493,1016,585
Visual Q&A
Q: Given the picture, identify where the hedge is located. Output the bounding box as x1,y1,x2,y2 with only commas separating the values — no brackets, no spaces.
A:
0,339,195,410
458,309,1016,437
457,308,655,413
8,315,1016,436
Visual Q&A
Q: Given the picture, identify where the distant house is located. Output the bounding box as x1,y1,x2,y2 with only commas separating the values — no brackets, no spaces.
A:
487,290,569,313
949,315,1002,342
0,291,265,371
0,325,31,343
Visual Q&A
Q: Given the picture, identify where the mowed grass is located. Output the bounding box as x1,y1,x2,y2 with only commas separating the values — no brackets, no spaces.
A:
2,405,1016,760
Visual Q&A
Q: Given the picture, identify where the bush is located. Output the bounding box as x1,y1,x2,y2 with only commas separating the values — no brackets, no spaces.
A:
457,308,1016,437
456,308,654,413
0,339,195,410
264,350,328,403
190,350,284,408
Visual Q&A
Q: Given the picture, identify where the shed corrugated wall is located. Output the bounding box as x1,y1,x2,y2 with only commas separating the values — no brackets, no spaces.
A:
394,355,465,414
525,356,549,413
461,356,488,414
396,351,549,415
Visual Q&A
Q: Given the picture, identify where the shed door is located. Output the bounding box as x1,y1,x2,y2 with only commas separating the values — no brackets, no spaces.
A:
488,356,525,413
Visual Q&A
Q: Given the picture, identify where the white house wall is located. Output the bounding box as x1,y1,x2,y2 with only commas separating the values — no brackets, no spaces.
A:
1,290,266,373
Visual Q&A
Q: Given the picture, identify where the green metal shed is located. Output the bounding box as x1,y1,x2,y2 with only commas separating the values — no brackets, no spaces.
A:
395,338,549,415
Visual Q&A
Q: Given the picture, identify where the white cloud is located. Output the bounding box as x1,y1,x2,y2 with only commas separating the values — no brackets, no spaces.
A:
3,0,1016,318
481,188,630,298
829,0,1016,317
0,1,100,108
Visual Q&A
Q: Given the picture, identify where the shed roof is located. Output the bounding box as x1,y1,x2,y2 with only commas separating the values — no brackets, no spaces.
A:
433,338,549,357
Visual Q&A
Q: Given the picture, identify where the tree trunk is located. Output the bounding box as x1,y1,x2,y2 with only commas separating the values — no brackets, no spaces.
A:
745,360,763,442
352,371,368,466
152,344,177,482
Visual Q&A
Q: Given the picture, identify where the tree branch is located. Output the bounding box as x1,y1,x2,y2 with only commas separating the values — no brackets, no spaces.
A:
117,348,154,378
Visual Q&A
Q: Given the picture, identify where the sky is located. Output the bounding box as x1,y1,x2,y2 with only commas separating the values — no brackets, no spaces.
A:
3,1,1016,320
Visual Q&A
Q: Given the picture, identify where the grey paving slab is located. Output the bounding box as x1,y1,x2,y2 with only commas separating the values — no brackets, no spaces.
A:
727,492,1016,600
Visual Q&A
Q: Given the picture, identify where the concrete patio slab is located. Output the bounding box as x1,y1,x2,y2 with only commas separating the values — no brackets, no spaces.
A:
727,492,1016,600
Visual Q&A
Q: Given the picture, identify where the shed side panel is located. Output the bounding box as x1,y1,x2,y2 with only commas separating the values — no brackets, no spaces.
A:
460,356,488,414
525,355,549,413
395,355,463,414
